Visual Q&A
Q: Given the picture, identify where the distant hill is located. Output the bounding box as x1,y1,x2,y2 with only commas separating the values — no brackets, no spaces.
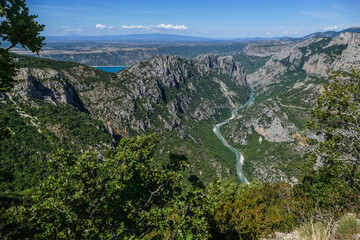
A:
44,27,360,43
301,27,360,39
339,27,360,34
45,33,211,42
231,37,281,41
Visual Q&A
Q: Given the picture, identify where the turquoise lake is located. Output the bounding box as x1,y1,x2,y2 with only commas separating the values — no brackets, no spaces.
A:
94,66,127,73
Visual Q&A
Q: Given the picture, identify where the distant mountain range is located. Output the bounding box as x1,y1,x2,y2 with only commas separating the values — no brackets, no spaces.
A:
300,27,360,39
45,33,211,42
44,27,360,42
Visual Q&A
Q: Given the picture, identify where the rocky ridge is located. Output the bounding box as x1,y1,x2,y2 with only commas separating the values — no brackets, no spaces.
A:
248,32,360,90
7,54,251,182
222,32,360,182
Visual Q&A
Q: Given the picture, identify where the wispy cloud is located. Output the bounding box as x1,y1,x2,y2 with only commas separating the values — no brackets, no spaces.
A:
121,24,188,30
281,30,299,36
331,2,346,11
135,10,172,15
61,26,83,32
323,25,338,31
299,10,340,19
34,4,87,11
96,24,114,29
156,24,187,30
299,2,346,20
121,25,150,30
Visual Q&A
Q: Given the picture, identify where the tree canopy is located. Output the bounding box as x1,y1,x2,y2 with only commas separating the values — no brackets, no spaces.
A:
1,134,188,239
0,0,45,93
302,68,360,211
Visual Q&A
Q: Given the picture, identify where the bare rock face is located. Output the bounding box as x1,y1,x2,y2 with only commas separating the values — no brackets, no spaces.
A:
9,54,251,183
248,32,360,91
244,44,285,57
304,32,360,76
221,33,360,183
11,54,251,138
107,54,250,134
226,99,298,145
13,68,87,111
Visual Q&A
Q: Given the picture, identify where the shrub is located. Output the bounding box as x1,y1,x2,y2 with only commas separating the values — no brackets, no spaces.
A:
335,213,359,239
298,220,332,240
209,182,313,239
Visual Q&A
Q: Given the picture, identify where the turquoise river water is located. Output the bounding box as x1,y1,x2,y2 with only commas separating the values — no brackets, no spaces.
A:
94,66,127,73
213,92,254,183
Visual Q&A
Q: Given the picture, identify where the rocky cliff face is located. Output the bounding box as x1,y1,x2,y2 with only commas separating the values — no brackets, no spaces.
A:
13,68,87,111
222,32,360,183
6,32,360,184
110,55,249,135
248,32,360,91
8,54,251,182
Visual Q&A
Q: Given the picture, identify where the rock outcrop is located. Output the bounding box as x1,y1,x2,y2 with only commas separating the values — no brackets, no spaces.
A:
248,32,360,90
222,32,360,183
8,53,251,183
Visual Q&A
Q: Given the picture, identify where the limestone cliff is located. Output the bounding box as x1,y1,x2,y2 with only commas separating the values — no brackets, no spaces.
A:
222,32,360,183
7,54,251,182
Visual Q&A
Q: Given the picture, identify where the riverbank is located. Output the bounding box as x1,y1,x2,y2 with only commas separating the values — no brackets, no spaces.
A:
213,92,254,183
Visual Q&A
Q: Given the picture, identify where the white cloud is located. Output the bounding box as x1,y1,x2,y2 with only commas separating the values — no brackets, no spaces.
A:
265,31,272,36
323,25,338,31
121,24,188,30
121,25,150,29
156,24,187,30
96,24,115,30
60,26,83,32
68,28,83,32
96,24,107,29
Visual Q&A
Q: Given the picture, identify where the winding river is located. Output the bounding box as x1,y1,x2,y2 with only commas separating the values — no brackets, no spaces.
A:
212,92,254,183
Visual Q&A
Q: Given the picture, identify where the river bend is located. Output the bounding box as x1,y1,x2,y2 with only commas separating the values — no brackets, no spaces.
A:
213,92,254,183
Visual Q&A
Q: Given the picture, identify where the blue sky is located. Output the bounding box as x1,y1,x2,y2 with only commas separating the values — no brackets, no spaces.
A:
28,0,360,38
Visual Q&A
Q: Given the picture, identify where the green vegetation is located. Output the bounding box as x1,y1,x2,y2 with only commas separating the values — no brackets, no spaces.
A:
302,68,360,211
335,214,359,239
0,98,112,192
297,221,332,240
1,0,45,140
1,135,195,239
0,100,52,192
233,53,270,74
0,0,45,93
0,6,359,236
19,98,112,148
296,213,360,240
221,36,353,183
2,65,360,238
13,54,116,85
240,130,302,181
155,121,238,184
299,38,348,62
221,96,304,182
